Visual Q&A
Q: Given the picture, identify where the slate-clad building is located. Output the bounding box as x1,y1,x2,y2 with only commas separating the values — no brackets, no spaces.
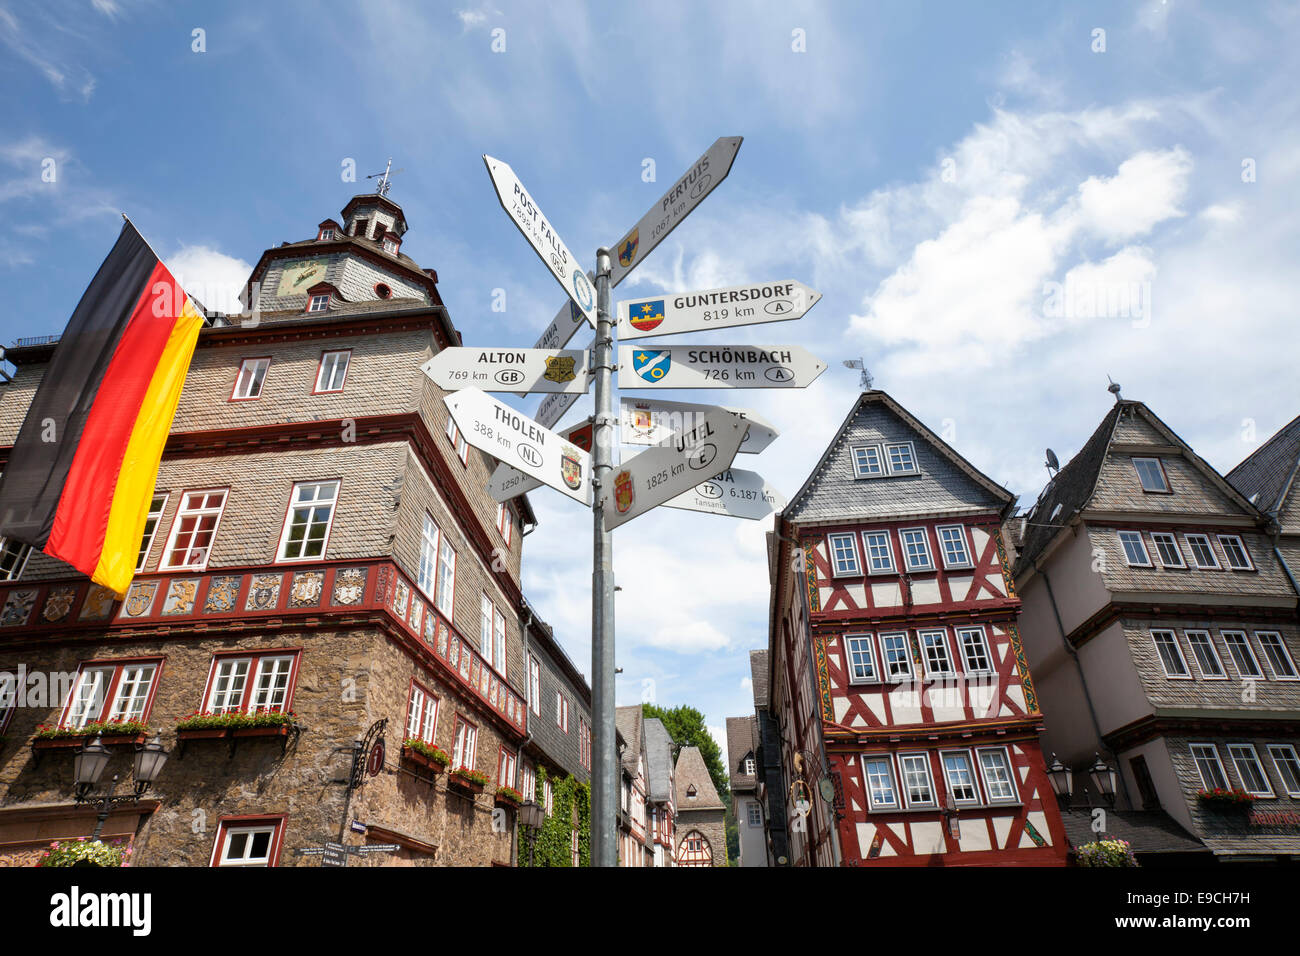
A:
642,716,676,867
748,648,790,866
1013,396,1300,862
0,191,590,866
726,714,766,867
673,744,727,866
767,390,1066,866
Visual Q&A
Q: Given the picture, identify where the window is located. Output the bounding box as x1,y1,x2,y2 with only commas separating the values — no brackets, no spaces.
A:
135,493,168,572
1118,530,1151,567
405,681,438,744
277,480,339,561
452,716,477,770
494,606,507,677
231,357,270,400
212,819,284,867
496,502,513,545
1150,532,1185,568
1151,630,1190,678
898,753,936,808
861,755,899,810
314,350,350,393
845,634,878,683
0,537,32,581
744,756,756,776
319,227,335,241
936,525,972,568
544,779,553,815
941,751,980,805
1189,742,1229,791
572,829,580,866
579,718,591,770
436,532,456,620
1133,457,1170,493
1266,745,1300,797
445,418,469,465
1185,631,1226,679
1185,533,1220,570
1130,755,1161,809
899,528,934,571
851,444,884,478
863,531,895,574
528,655,541,716
1217,535,1254,571
160,489,227,570
308,293,331,313
204,653,297,714
353,219,369,238
521,761,536,802
383,237,399,255
885,442,918,474
919,629,954,678
498,747,517,788
746,801,762,827
1256,632,1297,679
556,691,569,732
828,532,861,577
1226,743,1273,797
976,748,1018,803
1221,631,1263,679
480,593,494,663
62,660,161,729
418,513,440,598
880,632,912,680
956,626,992,674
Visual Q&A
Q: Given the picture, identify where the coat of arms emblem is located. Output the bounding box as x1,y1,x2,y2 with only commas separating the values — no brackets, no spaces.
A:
544,355,576,383
617,228,639,268
561,444,583,490
629,299,664,333
614,469,634,514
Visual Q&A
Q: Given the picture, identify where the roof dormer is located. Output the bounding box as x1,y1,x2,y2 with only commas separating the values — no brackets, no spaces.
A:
304,281,342,314
316,219,341,241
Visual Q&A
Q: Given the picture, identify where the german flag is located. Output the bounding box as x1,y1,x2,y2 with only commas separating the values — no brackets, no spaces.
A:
0,220,204,596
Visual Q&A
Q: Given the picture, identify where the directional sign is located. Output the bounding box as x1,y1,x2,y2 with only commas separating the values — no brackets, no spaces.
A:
610,136,743,286
536,333,594,428
488,420,595,502
618,345,827,389
618,280,820,340
422,348,592,395
604,410,745,530
445,388,591,505
662,468,786,520
619,398,779,455
533,296,591,351
484,155,596,327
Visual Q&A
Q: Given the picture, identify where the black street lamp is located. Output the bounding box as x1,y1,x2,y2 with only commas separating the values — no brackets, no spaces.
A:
518,800,545,866
72,735,169,840
1088,753,1117,807
1045,754,1073,809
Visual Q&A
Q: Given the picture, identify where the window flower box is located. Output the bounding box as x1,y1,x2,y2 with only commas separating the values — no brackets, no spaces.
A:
1072,838,1139,867
175,727,230,742
32,720,150,752
448,766,488,795
495,786,523,809
175,710,298,758
37,838,132,868
401,739,449,773
1197,787,1255,809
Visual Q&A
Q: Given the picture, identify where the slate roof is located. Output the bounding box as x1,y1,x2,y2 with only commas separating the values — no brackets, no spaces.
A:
726,716,758,792
642,717,674,804
674,745,724,810
615,705,643,774
749,649,770,709
785,391,1014,525
1059,808,1207,856
1227,412,1300,516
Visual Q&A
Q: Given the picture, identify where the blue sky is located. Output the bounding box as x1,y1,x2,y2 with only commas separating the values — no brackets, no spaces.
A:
4,0,1299,766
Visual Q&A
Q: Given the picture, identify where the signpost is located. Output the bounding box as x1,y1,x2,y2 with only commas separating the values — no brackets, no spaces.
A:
483,155,597,327
487,420,594,502
296,842,401,867
618,279,820,340
422,347,592,395
603,409,746,530
618,344,827,389
444,388,592,505
661,467,786,520
619,398,778,455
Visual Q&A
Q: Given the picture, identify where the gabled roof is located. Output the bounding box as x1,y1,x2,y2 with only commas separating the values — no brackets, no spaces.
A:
726,716,758,791
1227,412,1300,517
749,649,770,709
642,717,675,804
674,745,724,810
615,705,643,774
784,390,1014,525
1058,808,1206,855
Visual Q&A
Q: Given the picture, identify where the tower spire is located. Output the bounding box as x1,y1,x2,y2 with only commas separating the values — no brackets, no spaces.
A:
366,158,404,198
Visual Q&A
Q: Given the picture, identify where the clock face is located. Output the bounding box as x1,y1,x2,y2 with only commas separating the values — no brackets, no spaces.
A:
277,259,328,297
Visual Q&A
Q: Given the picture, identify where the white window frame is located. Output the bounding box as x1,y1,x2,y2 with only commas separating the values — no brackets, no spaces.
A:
63,661,160,729
134,492,169,573
205,653,296,715
382,237,399,255
879,632,913,681
498,747,517,788
863,531,896,575
851,444,885,478
940,749,981,806
1185,533,1220,570
528,655,541,716
214,823,279,867
308,293,331,313
746,801,762,827
496,502,513,545
435,532,456,621
1221,631,1263,680
445,418,469,465
1217,534,1254,571
1256,632,1298,680
884,441,918,475
418,512,440,599
314,349,351,393
405,681,439,744
828,532,862,577
1149,531,1186,569
1117,530,1152,568
976,747,1019,804
861,754,900,811
275,480,340,562
159,489,228,571
1226,743,1273,797
0,536,33,581
1151,629,1191,679
319,227,336,241
936,524,972,569
899,527,934,572
844,633,879,684
556,691,569,733
1266,744,1300,798
452,716,477,771
918,629,955,678
1189,742,1229,791
956,626,993,675
1184,630,1227,680
1132,456,1170,493
232,357,271,400
897,752,937,809
494,606,507,678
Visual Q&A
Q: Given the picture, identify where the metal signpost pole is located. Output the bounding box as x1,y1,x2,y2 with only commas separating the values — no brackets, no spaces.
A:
590,247,617,867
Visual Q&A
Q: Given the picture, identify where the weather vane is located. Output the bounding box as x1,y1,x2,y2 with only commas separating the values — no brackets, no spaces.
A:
366,158,405,198
843,358,873,391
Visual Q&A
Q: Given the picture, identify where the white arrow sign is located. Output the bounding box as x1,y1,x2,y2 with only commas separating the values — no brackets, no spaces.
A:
445,388,591,505
484,155,597,327
610,136,743,286
619,398,779,454
618,280,820,340
618,344,827,389
422,348,591,395
662,468,787,520
487,420,595,502
604,410,745,530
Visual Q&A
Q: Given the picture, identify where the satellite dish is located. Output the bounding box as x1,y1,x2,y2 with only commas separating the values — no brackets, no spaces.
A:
1045,448,1060,476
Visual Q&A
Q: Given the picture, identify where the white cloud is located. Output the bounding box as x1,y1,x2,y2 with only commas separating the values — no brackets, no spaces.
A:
165,246,254,315
0,6,97,102
1075,148,1191,243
